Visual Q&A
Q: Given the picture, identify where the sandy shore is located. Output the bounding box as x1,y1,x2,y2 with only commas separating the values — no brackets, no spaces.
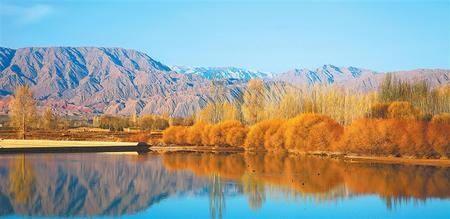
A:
0,139,139,148
0,139,149,154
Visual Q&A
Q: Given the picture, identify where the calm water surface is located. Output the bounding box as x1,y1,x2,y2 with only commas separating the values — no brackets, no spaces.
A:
0,152,448,218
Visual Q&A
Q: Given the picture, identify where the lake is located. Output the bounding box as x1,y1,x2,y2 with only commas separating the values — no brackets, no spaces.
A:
0,152,448,218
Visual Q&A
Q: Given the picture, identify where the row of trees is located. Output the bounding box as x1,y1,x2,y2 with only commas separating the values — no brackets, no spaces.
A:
379,75,450,115
93,114,194,131
9,85,185,135
163,110,450,158
162,121,248,147
195,76,449,126
9,86,64,138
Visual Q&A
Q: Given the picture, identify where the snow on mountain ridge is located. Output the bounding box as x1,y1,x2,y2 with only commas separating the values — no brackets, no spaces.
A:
170,65,273,81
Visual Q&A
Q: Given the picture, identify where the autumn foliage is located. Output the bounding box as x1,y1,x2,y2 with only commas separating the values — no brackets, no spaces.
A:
244,119,285,151
431,113,450,125
162,120,247,147
337,118,449,158
163,110,449,159
284,114,343,152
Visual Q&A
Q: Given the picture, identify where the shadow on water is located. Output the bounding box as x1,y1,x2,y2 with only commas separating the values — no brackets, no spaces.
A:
0,152,448,217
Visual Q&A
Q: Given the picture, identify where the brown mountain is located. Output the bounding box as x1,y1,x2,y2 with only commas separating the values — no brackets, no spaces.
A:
0,47,244,116
272,65,449,92
0,47,448,116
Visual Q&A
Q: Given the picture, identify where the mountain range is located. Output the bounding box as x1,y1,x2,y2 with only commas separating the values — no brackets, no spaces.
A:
0,46,448,116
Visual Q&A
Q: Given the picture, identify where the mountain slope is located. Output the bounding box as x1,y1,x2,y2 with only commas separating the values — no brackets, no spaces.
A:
0,47,244,116
272,65,449,91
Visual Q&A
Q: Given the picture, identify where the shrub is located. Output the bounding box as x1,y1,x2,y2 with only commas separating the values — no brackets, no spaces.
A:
244,119,280,151
263,120,287,151
338,119,440,158
174,126,189,145
226,127,249,147
387,101,419,119
163,126,188,145
201,124,213,145
369,102,390,119
284,113,343,152
431,113,450,125
186,122,206,145
209,120,245,146
162,126,178,145
395,120,431,157
337,119,398,155
265,123,288,151
427,123,450,158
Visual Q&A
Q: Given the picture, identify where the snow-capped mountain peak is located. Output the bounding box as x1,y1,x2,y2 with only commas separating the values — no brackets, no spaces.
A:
170,66,273,81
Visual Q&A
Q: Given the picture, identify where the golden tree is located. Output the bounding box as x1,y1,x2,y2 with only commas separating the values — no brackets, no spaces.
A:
41,107,57,130
242,79,265,125
222,102,241,122
196,103,223,124
9,85,37,139
277,92,302,119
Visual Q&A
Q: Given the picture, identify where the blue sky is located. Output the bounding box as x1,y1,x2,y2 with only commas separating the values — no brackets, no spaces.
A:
0,0,449,73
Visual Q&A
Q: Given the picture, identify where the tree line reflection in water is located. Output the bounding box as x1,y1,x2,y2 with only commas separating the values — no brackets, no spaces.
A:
0,153,448,218
162,153,450,214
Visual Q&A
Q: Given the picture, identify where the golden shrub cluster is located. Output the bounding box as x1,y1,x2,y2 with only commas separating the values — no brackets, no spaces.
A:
338,118,450,158
162,120,248,147
164,111,449,158
431,113,450,124
243,114,343,153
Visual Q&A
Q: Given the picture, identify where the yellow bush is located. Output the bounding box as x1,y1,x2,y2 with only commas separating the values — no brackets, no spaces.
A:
284,113,343,152
226,127,249,147
431,113,450,125
427,123,450,158
162,126,179,145
186,122,206,145
201,124,213,145
265,123,288,151
338,119,442,158
245,119,287,151
174,126,189,145
209,120,245,146
387,101,419,119
337,119,398,155
395,120,430,157
263,120,287,151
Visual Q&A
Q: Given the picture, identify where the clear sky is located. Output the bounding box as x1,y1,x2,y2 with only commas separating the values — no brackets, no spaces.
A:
0,0,449,73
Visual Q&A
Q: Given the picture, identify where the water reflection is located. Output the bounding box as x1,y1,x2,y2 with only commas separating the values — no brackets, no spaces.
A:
162,153,450,210
0,152,448,218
